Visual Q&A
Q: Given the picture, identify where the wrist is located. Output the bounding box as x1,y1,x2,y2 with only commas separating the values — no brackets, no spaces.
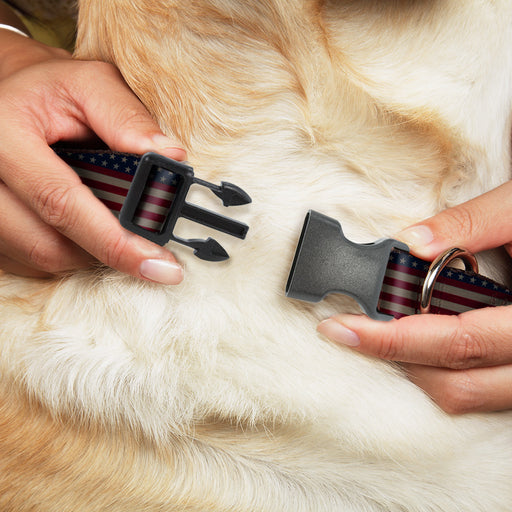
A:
0,30,71,80
0,24,29,38
0,1,29,34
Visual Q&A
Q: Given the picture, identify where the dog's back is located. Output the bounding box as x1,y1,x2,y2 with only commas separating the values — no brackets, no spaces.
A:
1,1,512,510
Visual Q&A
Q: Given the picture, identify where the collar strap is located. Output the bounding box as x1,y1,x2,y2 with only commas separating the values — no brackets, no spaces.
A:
286,210,512,320
380,248,511,318
54,148,251,261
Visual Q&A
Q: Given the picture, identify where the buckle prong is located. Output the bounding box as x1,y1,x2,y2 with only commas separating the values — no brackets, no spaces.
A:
180,203,249,239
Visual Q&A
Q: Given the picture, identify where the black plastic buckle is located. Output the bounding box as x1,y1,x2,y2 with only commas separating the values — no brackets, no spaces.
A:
119,152,251,261
285,210,409,320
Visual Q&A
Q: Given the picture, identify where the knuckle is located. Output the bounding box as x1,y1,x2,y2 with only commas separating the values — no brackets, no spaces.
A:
109,106,156,152
442,318,487,369
28,239,65,274
33,182,81,231
436,371,482,414
115,104,152,130
374,329,403,360
102,233,130,270
441,204,476,241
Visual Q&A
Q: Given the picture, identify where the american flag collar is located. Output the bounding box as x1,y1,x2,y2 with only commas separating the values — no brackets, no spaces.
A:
54,152,512,318
54,148,251,261
286,210,512,320
379,247,512,319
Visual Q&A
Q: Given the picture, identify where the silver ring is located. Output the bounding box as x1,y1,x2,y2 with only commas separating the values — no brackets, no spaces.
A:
419,247,478,314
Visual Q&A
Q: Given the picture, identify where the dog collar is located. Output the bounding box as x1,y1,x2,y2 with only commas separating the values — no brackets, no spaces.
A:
54,148,251,261
286,210,512,320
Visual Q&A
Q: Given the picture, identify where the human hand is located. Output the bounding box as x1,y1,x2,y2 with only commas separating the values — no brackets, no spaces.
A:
0,30,186,283
318,180,512,414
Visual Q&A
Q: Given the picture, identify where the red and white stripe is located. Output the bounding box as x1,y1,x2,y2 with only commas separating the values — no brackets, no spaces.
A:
65,157,176,233
378,249,512,319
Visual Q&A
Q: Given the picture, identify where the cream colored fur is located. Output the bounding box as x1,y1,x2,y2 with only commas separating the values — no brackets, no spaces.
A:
1,1,512,510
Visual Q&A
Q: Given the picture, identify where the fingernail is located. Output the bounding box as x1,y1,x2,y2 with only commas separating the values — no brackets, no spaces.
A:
317,319,360,347
396,225,434,250
150,134,187,160
139,259,183,285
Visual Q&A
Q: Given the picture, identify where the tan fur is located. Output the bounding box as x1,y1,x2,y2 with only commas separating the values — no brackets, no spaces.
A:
1,1,512,510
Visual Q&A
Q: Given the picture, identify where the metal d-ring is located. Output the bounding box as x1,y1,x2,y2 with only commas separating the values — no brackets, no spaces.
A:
419,247,479,314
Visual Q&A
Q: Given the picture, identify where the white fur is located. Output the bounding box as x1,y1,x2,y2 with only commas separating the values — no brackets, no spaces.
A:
1,1,512,510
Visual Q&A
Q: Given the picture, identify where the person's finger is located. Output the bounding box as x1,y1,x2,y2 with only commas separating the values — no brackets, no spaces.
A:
317,306,512,369
403,363,512,414
0,253,53,278
54,60,187,161
0,182,92,272
395,180,512,260
0,139,184,284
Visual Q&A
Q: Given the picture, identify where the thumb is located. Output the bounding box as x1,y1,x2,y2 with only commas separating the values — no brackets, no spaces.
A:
72,62,187,161
396,181,512,260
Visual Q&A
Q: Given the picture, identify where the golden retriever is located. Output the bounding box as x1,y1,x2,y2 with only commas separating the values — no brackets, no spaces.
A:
1,0,512,510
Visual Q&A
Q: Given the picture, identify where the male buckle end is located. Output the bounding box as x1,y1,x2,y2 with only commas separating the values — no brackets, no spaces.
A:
119,153,251,261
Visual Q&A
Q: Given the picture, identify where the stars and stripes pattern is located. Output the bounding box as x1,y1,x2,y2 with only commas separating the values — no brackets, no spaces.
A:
379,249,512,319
55,149,179,233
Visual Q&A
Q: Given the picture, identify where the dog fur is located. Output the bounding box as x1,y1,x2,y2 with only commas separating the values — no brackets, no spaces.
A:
1,0,512,510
